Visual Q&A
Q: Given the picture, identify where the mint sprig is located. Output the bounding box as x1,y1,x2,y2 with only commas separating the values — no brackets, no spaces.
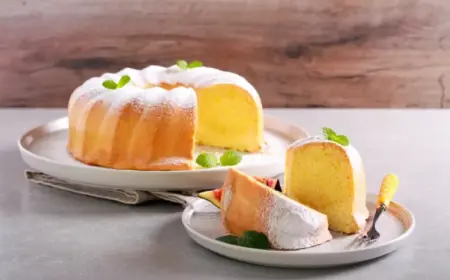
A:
188,60,203,68
195,150,242,168
216,235,239,245
176,60,204,70
117,75,131,88
322,127,349,146
216,231,270,250
195,153,218,168
102,80,117,90
220,150,242,166
176,60,188,69
102,75,131,90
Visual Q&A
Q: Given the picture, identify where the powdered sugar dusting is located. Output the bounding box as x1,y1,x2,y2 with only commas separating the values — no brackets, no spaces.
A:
264,193,331,250
72,75,197,147
222,185,232,211
164,87,197,108
140,64,262,109
74,70,198,113
116,67,147,88
75,89,110,132
71,64,258,145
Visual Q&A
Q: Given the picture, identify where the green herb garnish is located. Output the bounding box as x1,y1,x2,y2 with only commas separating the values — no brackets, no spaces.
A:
216,231,270,250
117,75,131,88
195,150,242,168
176,60,189,69
176,59,204,70
220,150,242,166
216,235,239,245
187,60,203,68
322,127,349,146
102,80,117,89
195,153,218,168
102,75,131,90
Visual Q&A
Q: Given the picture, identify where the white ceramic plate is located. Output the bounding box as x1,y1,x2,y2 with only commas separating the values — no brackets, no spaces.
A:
181,193,415,268
18,115,308,191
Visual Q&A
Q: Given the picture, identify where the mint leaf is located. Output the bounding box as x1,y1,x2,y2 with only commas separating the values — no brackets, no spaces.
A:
322,127,336,140
176,60,188,70
238,231,270,249
196,150,242,168
322,127,350,146
102,80,117,89
335,134,349,146
188,60,203,68
177,59,203,70
196,153,218,168
216,231,270,250
216,235,239,245
117,75,131,88
220,150,242,166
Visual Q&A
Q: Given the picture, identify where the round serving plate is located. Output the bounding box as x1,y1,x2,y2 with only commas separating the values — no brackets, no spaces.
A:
181,193,415,268
18,115,308,191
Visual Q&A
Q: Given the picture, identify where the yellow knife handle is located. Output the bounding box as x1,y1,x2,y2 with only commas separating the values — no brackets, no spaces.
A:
376,173,399,208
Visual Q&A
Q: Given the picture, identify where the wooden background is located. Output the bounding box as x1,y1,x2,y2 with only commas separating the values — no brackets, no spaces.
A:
1,0,450,108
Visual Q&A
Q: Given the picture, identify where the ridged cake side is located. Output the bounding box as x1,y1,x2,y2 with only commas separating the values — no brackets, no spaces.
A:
220,168,332,250
68,73,197,171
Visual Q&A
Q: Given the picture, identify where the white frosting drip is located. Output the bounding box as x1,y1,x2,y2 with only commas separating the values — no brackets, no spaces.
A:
138,65,262,109
70,64,261,112
265,193,331,250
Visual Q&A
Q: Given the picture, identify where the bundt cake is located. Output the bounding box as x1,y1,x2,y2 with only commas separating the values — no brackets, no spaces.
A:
284,128,369,234
201,168,333,250
67,61,264,171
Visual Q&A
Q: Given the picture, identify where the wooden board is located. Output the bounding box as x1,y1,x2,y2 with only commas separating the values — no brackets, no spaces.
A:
2,0,450,108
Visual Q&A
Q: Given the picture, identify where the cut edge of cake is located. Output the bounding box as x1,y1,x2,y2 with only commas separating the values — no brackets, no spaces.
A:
284,135,369,234
202,168,333,250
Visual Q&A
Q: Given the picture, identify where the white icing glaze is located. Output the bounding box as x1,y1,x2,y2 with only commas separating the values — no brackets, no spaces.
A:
70,64,262,113
265,193,332,250
140,65,262,108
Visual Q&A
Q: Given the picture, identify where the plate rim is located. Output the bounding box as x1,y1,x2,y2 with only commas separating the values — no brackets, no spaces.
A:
17,114,309,176
181,193,416,257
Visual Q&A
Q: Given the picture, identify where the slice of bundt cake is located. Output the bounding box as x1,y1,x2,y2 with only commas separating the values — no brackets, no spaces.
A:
284,128,369,234
201,168,332,250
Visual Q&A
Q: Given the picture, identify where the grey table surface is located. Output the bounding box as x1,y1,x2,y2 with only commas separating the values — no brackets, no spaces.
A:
0,108,445,279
